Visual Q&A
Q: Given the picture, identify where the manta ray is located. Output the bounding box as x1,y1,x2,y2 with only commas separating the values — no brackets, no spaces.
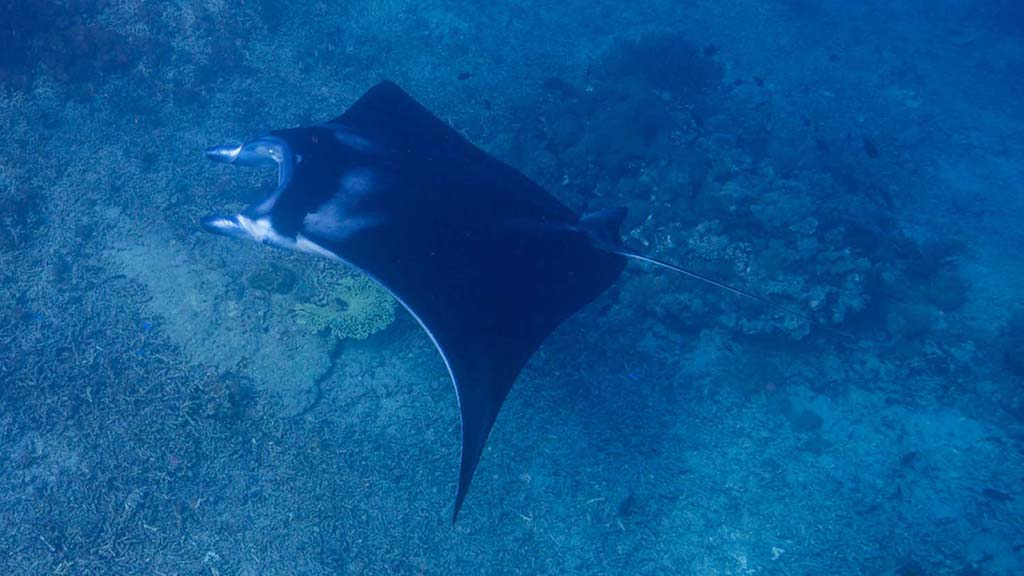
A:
201,81,797,521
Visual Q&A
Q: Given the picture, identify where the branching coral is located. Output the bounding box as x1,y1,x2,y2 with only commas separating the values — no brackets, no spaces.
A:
294,273,396,341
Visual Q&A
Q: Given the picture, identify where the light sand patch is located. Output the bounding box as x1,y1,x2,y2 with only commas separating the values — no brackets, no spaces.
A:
109,230,331,414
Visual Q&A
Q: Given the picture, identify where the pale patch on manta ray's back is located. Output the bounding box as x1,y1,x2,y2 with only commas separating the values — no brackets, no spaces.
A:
303,168,387,242
327,125,379,155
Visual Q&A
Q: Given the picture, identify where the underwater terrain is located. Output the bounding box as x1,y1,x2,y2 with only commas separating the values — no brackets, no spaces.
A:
1,0,1023,574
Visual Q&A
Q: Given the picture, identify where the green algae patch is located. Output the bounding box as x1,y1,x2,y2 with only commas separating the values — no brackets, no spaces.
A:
295,273,396,340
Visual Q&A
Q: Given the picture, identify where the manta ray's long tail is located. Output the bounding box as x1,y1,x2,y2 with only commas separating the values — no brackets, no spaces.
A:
577,207,846,336
615,249,815,322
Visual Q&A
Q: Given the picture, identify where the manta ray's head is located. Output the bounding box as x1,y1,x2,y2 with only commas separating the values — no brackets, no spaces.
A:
201,135,297,242
201,125,381,260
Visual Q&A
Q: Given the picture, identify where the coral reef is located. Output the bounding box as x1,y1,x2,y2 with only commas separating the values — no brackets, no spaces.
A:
0,0,264,107
603,32,724,103
0,1,135,88
2,1,1023,575
294,273,396,341
246,262,298,295
0,172,43,252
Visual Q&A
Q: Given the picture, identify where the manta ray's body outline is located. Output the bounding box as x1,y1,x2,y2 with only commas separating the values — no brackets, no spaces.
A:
201,81,806,521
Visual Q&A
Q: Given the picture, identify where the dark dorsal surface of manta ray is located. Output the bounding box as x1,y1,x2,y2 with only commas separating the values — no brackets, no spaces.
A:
201,81,796,522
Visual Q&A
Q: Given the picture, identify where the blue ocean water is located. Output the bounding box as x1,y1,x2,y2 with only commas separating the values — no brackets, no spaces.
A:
1,1,1022,574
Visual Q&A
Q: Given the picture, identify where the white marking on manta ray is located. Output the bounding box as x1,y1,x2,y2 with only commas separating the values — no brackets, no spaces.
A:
341,168,375,198
233,214,340,262
303,168,386,242
324,124,379,154
235,214,275,243
295,234,344,261
221,144,243,162
303,212,386,243
203,216,240,236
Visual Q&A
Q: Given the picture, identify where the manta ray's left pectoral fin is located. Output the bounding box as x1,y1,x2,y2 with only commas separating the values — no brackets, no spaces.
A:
450,375,502,524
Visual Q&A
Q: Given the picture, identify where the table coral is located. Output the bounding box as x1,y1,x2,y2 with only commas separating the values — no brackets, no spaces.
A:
294,273,396,341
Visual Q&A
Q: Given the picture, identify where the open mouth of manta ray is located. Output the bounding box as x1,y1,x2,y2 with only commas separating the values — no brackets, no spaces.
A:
200,136,295,241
